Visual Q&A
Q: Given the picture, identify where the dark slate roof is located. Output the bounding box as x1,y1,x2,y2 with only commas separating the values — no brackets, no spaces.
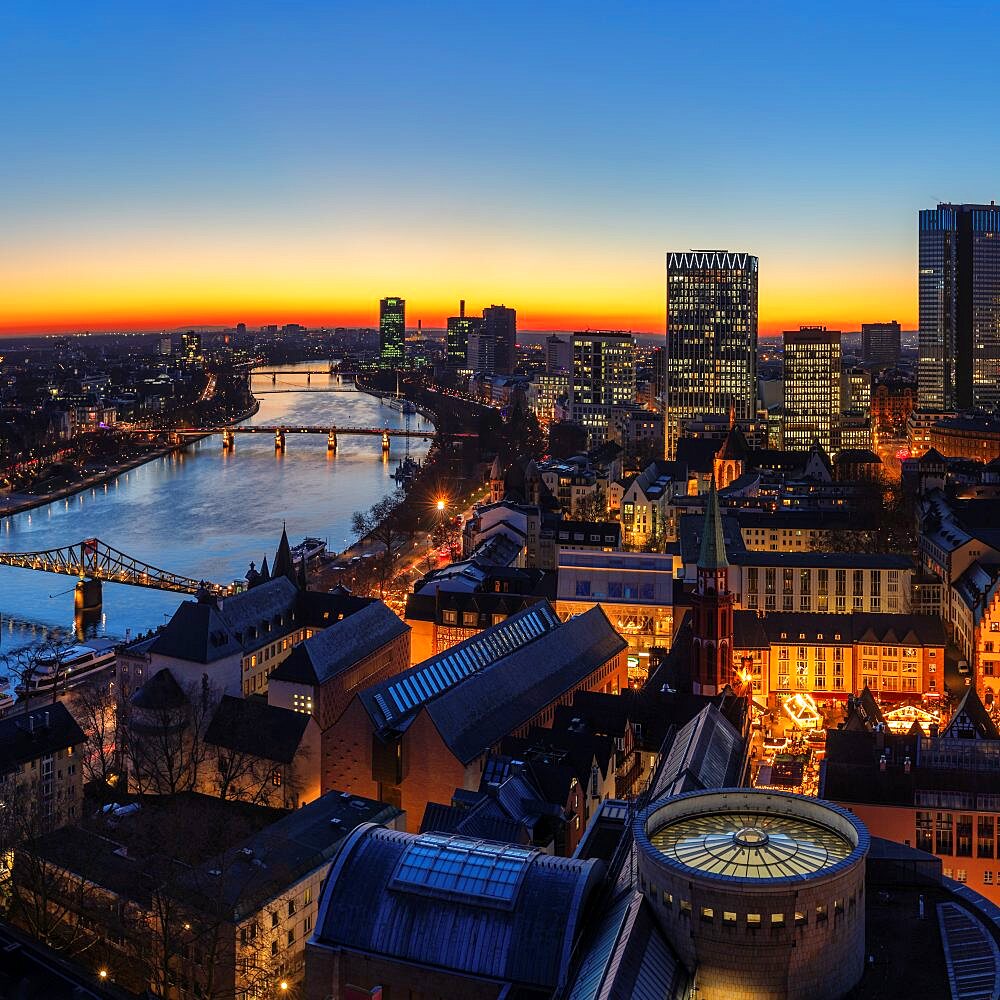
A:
129,667,189,710
269,601,408,686
565,889,687,1000
360,603,626,764
204,695,311,764
674,437,718,474
423,606,626,764
146,577,299,664
403,590,544,626
182,791,402,920
836,448,882,464
942,686,999,740
0,703,86,771
717,425,750,461
651,704,745,800
678,512,745,565
313,824,605,991
750,612,946,647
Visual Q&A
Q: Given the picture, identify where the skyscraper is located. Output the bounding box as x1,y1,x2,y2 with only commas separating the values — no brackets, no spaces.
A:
919,203,1000,411
782,327,842,454
445,299,481,373
569,331,635,441
379,296,405,369
861,321,901,370
482,304,517,374
665,251,758,458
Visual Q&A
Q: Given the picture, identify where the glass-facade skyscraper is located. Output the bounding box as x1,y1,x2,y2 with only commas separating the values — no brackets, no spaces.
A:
919,203,1000,411
379,296,406,369
861,321,901,371
665,251,758,458
482,304,517,374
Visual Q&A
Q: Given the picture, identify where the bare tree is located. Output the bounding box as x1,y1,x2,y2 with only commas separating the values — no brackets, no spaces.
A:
71,676,122,790
0,633,68,709
120,674,219,796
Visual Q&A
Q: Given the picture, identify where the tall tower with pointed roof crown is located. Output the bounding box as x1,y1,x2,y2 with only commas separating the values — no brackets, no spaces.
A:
691,481,735,695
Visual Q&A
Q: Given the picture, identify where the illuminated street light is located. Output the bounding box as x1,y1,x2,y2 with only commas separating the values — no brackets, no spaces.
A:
279,982,289,992
98,969,109,980
436,499,445,511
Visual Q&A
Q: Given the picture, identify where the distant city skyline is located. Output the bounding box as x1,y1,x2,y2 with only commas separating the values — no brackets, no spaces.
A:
1,3,998,337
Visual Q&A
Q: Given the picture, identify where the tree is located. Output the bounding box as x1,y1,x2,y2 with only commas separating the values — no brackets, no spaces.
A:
351,488,417,595
71,676,123,792
1,634,70,706
810,473,915,556
120,674,219,796
575,484,609,522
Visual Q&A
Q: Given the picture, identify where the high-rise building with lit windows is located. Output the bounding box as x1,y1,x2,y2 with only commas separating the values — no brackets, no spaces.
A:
919,203,1000,411
783,327,842,454
861,321,901,370
446,299,480,373
482,304,517,374
569,331,635,441
665,251,758,458
379,296,406,369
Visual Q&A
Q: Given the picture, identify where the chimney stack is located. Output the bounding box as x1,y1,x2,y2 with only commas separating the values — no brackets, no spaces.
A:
460,299,465,318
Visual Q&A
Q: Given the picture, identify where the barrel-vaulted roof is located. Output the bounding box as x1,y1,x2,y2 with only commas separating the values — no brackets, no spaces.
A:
313,824,605,991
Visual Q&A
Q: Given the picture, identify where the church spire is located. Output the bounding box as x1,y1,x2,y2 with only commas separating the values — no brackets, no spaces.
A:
272,524,297,584
698,480,729,571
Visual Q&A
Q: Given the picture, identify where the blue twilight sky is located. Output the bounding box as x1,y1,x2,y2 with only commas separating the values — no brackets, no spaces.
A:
1,1,998,334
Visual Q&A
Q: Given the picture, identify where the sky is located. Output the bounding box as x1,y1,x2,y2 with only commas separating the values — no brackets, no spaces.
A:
1,1,998,337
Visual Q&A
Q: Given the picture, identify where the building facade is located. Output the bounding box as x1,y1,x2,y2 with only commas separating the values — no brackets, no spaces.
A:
665,251,759,458
782,327,843,454
861,321,902,370
445,300,480,373
378,295,405,369
918,202,1000,411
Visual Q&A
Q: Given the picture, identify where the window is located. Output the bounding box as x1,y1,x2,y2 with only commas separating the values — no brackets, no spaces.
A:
662,890,673,906
303,915,312,934
979,816,995,858
442,609,457,625
747,913,761,926
679,899,691,915
771,913,785,927
304,887,312,905
272,770,282,787
816,904,828,922
723,911,737,924
271,911,279,928
985,871,994,886
956,870,967,883
957,815,973,857
937,812,954,855
271,940,278,956
701,906,714,921
288,899,296,917
575,580,591,597
463,612,478,627
794,911,806,926
287,929,295,945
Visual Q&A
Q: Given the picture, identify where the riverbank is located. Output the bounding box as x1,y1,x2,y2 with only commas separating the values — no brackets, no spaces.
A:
0,398,261,520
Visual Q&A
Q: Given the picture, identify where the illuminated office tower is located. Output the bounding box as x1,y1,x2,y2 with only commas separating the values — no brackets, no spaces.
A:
783,327,842,453
482,304,517,374
570,331,635,441
919,203,1000,411
181,331,202,365
665,251,758,458
379,296,406,369
446,299,481,373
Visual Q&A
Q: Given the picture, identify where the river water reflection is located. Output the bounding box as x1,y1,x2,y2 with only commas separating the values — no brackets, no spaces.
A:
0,364,432,643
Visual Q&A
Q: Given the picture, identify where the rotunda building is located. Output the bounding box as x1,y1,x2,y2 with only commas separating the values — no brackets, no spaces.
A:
634,788,869,1000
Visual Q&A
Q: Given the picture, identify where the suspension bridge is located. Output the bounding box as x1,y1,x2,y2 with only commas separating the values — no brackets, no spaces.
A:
0,538,232,607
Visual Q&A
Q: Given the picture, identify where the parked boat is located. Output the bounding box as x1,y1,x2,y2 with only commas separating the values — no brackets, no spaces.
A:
391,455,421,485
15,638,118,697
385,373,418,413
290,537,327,565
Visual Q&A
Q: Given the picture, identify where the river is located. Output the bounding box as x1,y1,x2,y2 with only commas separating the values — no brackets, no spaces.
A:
0,363,432,646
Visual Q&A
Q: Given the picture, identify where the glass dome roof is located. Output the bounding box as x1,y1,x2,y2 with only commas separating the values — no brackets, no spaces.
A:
649,809,853,879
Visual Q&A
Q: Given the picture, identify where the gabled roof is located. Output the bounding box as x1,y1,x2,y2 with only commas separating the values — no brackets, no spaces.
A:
942,687,999,740
272,525,297,584
716,424,749,461
146,577,299,664
269,601,408,686
360,603,626,765
651,704,745,800
204,695,311,764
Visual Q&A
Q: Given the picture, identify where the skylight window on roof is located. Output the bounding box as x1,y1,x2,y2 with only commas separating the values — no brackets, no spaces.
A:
393,835,535,902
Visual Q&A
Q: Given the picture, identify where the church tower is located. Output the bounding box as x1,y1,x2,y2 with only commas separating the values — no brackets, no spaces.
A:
691,480,735,695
